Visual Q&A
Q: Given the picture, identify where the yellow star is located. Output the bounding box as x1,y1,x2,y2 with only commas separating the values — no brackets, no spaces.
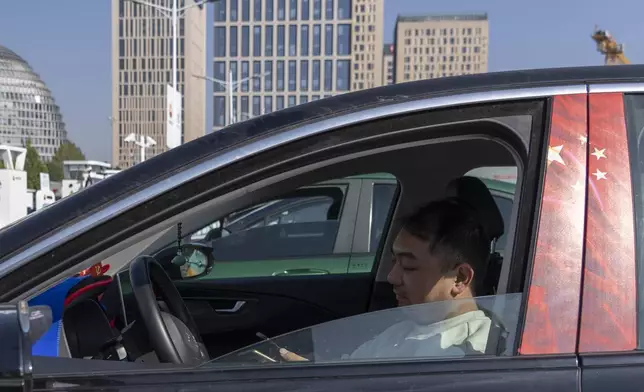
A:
578,135,588,145
547,145,565,166
591,147,606,160
592,169,607,180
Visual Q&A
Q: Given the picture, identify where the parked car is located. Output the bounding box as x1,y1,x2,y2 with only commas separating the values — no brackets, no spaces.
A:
174,173,514,279
1,65,644,392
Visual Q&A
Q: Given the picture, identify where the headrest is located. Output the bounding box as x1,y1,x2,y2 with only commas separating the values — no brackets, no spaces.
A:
445,176,505,241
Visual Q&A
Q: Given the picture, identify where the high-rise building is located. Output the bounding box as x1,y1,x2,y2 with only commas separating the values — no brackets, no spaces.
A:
382,43,394,85
393,14,488,84
211,0,384,131
111,0,207,169
0,45,67,161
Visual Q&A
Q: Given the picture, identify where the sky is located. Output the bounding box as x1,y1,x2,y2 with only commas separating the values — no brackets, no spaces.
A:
0,0,642,162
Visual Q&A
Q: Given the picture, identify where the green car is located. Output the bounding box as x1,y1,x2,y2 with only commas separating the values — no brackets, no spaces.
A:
164,171,516,281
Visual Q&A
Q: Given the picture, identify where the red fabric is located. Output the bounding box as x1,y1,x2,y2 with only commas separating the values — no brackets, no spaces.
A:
63,278,113,307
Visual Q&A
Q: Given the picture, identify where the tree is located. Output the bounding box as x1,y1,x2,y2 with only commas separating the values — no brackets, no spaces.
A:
24,139,48,190
47,141,86,182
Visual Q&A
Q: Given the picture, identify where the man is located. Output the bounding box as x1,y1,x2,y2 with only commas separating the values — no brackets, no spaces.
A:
280,198,493,361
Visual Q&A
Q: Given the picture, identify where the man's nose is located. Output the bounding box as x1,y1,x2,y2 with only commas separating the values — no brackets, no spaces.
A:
387,263,401,286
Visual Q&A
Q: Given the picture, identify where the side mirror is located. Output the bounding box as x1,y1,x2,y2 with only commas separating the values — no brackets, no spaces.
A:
154,243,215,280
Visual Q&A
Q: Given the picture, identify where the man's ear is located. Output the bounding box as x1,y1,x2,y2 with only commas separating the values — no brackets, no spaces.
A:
451,263,475,297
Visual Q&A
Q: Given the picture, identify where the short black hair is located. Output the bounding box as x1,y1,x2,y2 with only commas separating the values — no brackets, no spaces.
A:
400,198,491,293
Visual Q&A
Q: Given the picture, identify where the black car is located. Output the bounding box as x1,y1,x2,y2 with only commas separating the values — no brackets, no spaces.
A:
2,66,644,392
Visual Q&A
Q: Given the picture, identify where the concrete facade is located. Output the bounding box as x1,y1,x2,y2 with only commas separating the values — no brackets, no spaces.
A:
211,0,384,131
393,14,489,84
111,0,207,168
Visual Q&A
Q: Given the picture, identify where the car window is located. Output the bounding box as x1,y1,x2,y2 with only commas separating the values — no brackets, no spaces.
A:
203,293,523,367
180,178,389,280
625,94,644,346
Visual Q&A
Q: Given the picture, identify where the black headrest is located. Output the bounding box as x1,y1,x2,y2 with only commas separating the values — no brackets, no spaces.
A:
445,176,504,241
63,299,116,359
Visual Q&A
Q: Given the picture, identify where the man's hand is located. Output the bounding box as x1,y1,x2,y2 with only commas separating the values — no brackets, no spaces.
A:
279,348,309,362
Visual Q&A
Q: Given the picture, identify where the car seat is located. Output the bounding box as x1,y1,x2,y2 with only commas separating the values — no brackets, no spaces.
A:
445,176,505,296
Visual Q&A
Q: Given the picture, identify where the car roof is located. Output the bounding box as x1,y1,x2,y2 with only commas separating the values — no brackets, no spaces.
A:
1,65,643,262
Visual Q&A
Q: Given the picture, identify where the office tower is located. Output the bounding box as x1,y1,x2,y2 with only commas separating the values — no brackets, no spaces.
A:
0,45,67,161
211,0,384,131
393,14,489,84
112,0,207,169
382,43,394,85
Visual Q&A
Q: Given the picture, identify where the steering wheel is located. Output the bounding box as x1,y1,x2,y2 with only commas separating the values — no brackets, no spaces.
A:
129,255,210,365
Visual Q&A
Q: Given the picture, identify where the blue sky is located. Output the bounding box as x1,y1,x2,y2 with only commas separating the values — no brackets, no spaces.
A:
0,0,642,162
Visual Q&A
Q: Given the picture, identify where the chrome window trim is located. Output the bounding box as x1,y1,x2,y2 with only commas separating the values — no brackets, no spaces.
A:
588,82,644,94
0,84,586,279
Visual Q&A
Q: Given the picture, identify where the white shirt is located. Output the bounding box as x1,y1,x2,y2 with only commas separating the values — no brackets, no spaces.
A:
343,310,492,360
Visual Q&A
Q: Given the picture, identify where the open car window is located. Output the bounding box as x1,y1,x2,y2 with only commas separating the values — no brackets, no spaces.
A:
202,293,522,367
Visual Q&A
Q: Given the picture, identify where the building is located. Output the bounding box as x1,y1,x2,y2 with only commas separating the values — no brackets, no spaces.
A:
382,43,394,85
111,0,207,169
393,14,489,84
0,45,68,161
211,0,384,131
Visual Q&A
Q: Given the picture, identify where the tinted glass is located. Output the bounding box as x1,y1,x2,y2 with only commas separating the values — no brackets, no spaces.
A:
370,183,397,253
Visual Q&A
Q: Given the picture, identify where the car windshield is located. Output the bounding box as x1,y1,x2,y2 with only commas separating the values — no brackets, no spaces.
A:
201,293,522,367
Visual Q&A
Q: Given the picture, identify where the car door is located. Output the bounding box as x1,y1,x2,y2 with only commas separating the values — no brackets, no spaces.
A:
170,177,384,356
0,76,599,391
578,89,644,390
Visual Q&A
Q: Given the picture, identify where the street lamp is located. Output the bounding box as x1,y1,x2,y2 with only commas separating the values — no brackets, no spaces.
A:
193,71,270,125
124,133,157,163
127,0,216,93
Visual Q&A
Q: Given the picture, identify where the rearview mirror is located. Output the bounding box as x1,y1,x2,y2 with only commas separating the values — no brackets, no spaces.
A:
154,243,215,280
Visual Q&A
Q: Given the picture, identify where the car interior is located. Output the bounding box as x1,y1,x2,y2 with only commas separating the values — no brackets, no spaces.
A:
30,116,530,373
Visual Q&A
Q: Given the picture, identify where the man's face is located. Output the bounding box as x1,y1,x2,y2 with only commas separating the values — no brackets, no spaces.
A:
387,228,470,306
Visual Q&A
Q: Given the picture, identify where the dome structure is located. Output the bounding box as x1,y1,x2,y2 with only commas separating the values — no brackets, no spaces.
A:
0,44,67,161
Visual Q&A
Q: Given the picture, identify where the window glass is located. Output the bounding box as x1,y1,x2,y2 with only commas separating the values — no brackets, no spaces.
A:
625,94,644,346
289,25,298,56
265,26,274,56
265,0,273,20
277,0,285,20
242,26,250,57
312,60,321,91
300,60,309,91
277,25,285,56
215,0,227,21
205,293,523,366
289,0,297,19
301,25,309,56
324,24,334,56
264,61,273,91
337,0,350,19
241,61,249,92
324,0,333,19
188,184,349,279
214,27,226,57
288,60,297,91
229,26,238,57
230,0,238,20
336,60,349,91
254,0,262,21
242,0,250,20
324,60,333,91
277,60,285,91
302,0,310,20
312,24,321,56
213,61,226,93
337,24,351,55
253,26,262,57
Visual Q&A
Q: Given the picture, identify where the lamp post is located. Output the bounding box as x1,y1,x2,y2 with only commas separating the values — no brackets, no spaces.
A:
127,0,215,93
124,133,157,163
193,71,270,126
